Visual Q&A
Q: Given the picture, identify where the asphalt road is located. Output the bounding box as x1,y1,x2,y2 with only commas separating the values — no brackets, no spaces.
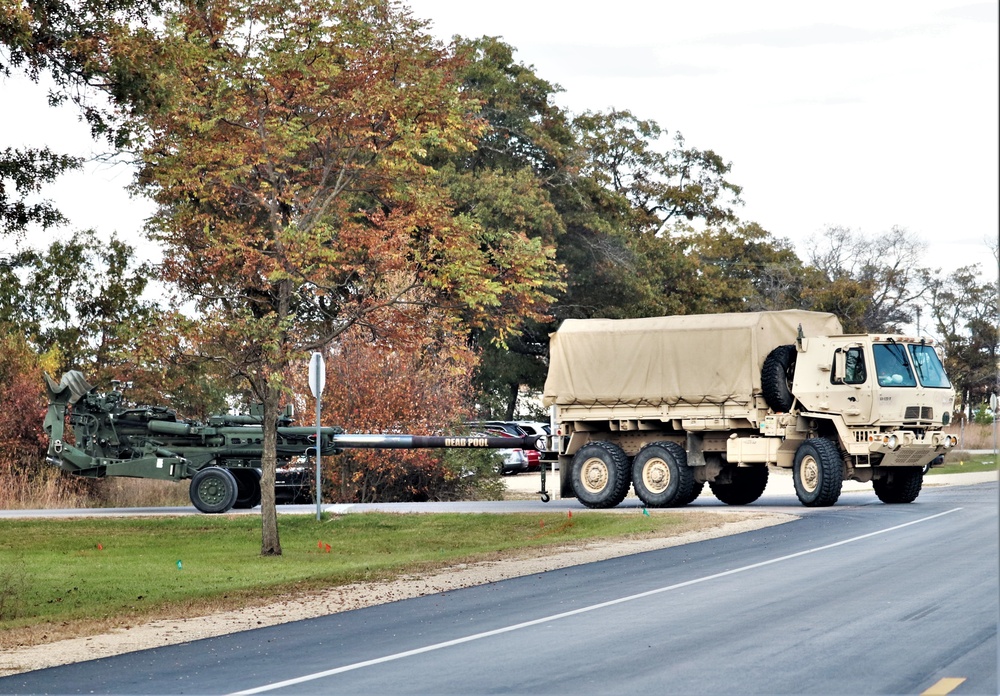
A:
2,482,996,695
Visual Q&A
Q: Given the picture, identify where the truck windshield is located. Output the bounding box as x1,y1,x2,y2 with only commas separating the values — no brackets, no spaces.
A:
873,343,917,387
908,344,952,388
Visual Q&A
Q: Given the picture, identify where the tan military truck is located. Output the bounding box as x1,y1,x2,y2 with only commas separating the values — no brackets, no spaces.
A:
542,310,958,508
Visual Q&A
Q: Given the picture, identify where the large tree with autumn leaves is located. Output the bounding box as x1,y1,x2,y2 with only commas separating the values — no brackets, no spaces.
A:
132,0,559,554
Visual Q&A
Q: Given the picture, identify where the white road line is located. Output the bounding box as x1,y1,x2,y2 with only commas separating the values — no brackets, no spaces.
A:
232,507,963,694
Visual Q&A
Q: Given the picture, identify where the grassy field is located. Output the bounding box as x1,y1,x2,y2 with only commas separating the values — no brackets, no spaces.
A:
929,452,998,475
0,510,729,648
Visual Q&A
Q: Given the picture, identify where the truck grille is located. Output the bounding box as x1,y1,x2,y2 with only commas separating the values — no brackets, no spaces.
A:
904,407,933,421
854,430,878,443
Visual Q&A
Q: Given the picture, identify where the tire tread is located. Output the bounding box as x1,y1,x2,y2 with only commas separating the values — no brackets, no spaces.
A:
632,441,697,508
571,441,631,509
709,466,769,505
873,468,923,503
793,438,843,507
762,344,797,412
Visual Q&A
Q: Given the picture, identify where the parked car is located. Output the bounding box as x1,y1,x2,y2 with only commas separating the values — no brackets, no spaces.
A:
483,423,543,472
499,447,530,475
466,430,529,475
500,421,550,471
509,420,549,436
474,421,527,438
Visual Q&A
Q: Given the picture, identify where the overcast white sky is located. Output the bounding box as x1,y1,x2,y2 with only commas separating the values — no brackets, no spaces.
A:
2,0,997,283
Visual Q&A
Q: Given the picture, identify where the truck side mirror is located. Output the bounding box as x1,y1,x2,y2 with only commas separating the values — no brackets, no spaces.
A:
832,349,846,384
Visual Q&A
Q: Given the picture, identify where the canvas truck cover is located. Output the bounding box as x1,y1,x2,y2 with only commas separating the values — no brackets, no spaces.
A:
543,310,843,408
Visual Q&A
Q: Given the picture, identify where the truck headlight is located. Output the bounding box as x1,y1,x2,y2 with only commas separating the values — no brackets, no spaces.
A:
883,434,899,450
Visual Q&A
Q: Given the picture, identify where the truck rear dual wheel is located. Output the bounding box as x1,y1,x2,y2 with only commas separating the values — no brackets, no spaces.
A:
190,466,239,513
632,442,699,507
709,465,769,505
872,468,923,504
793,438,843,507
570,442,631,509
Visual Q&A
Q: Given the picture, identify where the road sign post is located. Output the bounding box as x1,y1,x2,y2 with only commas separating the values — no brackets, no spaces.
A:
990,393,997,456
308,352,326,521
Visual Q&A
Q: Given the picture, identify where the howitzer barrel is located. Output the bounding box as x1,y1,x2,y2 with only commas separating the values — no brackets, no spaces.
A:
148,420,192,436
332,434,543,451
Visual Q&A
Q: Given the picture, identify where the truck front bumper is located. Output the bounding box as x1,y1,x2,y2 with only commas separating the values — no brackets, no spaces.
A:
867,431,958,467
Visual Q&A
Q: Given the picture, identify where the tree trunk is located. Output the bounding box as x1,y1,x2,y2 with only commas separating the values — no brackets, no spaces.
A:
259,380,282,556
504,381,519,421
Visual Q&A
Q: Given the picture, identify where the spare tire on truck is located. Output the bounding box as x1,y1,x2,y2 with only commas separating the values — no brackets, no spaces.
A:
762,344,797,412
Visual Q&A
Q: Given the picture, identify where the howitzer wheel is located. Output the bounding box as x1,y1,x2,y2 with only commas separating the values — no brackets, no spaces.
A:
190,466,239,514
231,468,262,509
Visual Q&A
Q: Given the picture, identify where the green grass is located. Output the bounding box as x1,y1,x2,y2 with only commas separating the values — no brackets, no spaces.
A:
928,453,999,476
0,511,718,642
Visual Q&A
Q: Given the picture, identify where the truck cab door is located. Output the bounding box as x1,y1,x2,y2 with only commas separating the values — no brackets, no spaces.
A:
831,344,874,424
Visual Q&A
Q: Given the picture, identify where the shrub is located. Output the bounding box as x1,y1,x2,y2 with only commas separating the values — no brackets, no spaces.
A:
972,403,996,425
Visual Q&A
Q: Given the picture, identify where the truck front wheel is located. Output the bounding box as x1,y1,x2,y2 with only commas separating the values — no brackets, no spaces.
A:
570,442,631,509
709,465,769,505
190,466,239,514
793,439,843,507
872,467,923,503
631,442,697,507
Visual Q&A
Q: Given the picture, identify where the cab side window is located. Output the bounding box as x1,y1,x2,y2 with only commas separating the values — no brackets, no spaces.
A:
844,347,866,384
832,346,867,384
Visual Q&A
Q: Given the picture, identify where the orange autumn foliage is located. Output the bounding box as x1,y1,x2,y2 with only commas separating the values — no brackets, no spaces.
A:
288,323,485,503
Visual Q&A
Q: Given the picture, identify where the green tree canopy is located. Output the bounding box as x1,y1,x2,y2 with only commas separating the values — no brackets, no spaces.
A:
436,39,746,416
927,262,999,414
3,230,153,371
0,0,162,236
0,147,81,236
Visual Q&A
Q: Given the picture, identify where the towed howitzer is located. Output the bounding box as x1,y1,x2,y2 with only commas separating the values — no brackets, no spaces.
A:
43,371,544,513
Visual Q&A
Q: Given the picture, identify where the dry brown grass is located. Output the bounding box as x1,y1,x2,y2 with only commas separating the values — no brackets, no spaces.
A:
94,477,192,507
0,469,87,510
0,469,190,509
946,422,998,450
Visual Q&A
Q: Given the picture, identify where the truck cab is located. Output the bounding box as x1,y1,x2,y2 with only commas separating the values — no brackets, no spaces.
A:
791,335,956,469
